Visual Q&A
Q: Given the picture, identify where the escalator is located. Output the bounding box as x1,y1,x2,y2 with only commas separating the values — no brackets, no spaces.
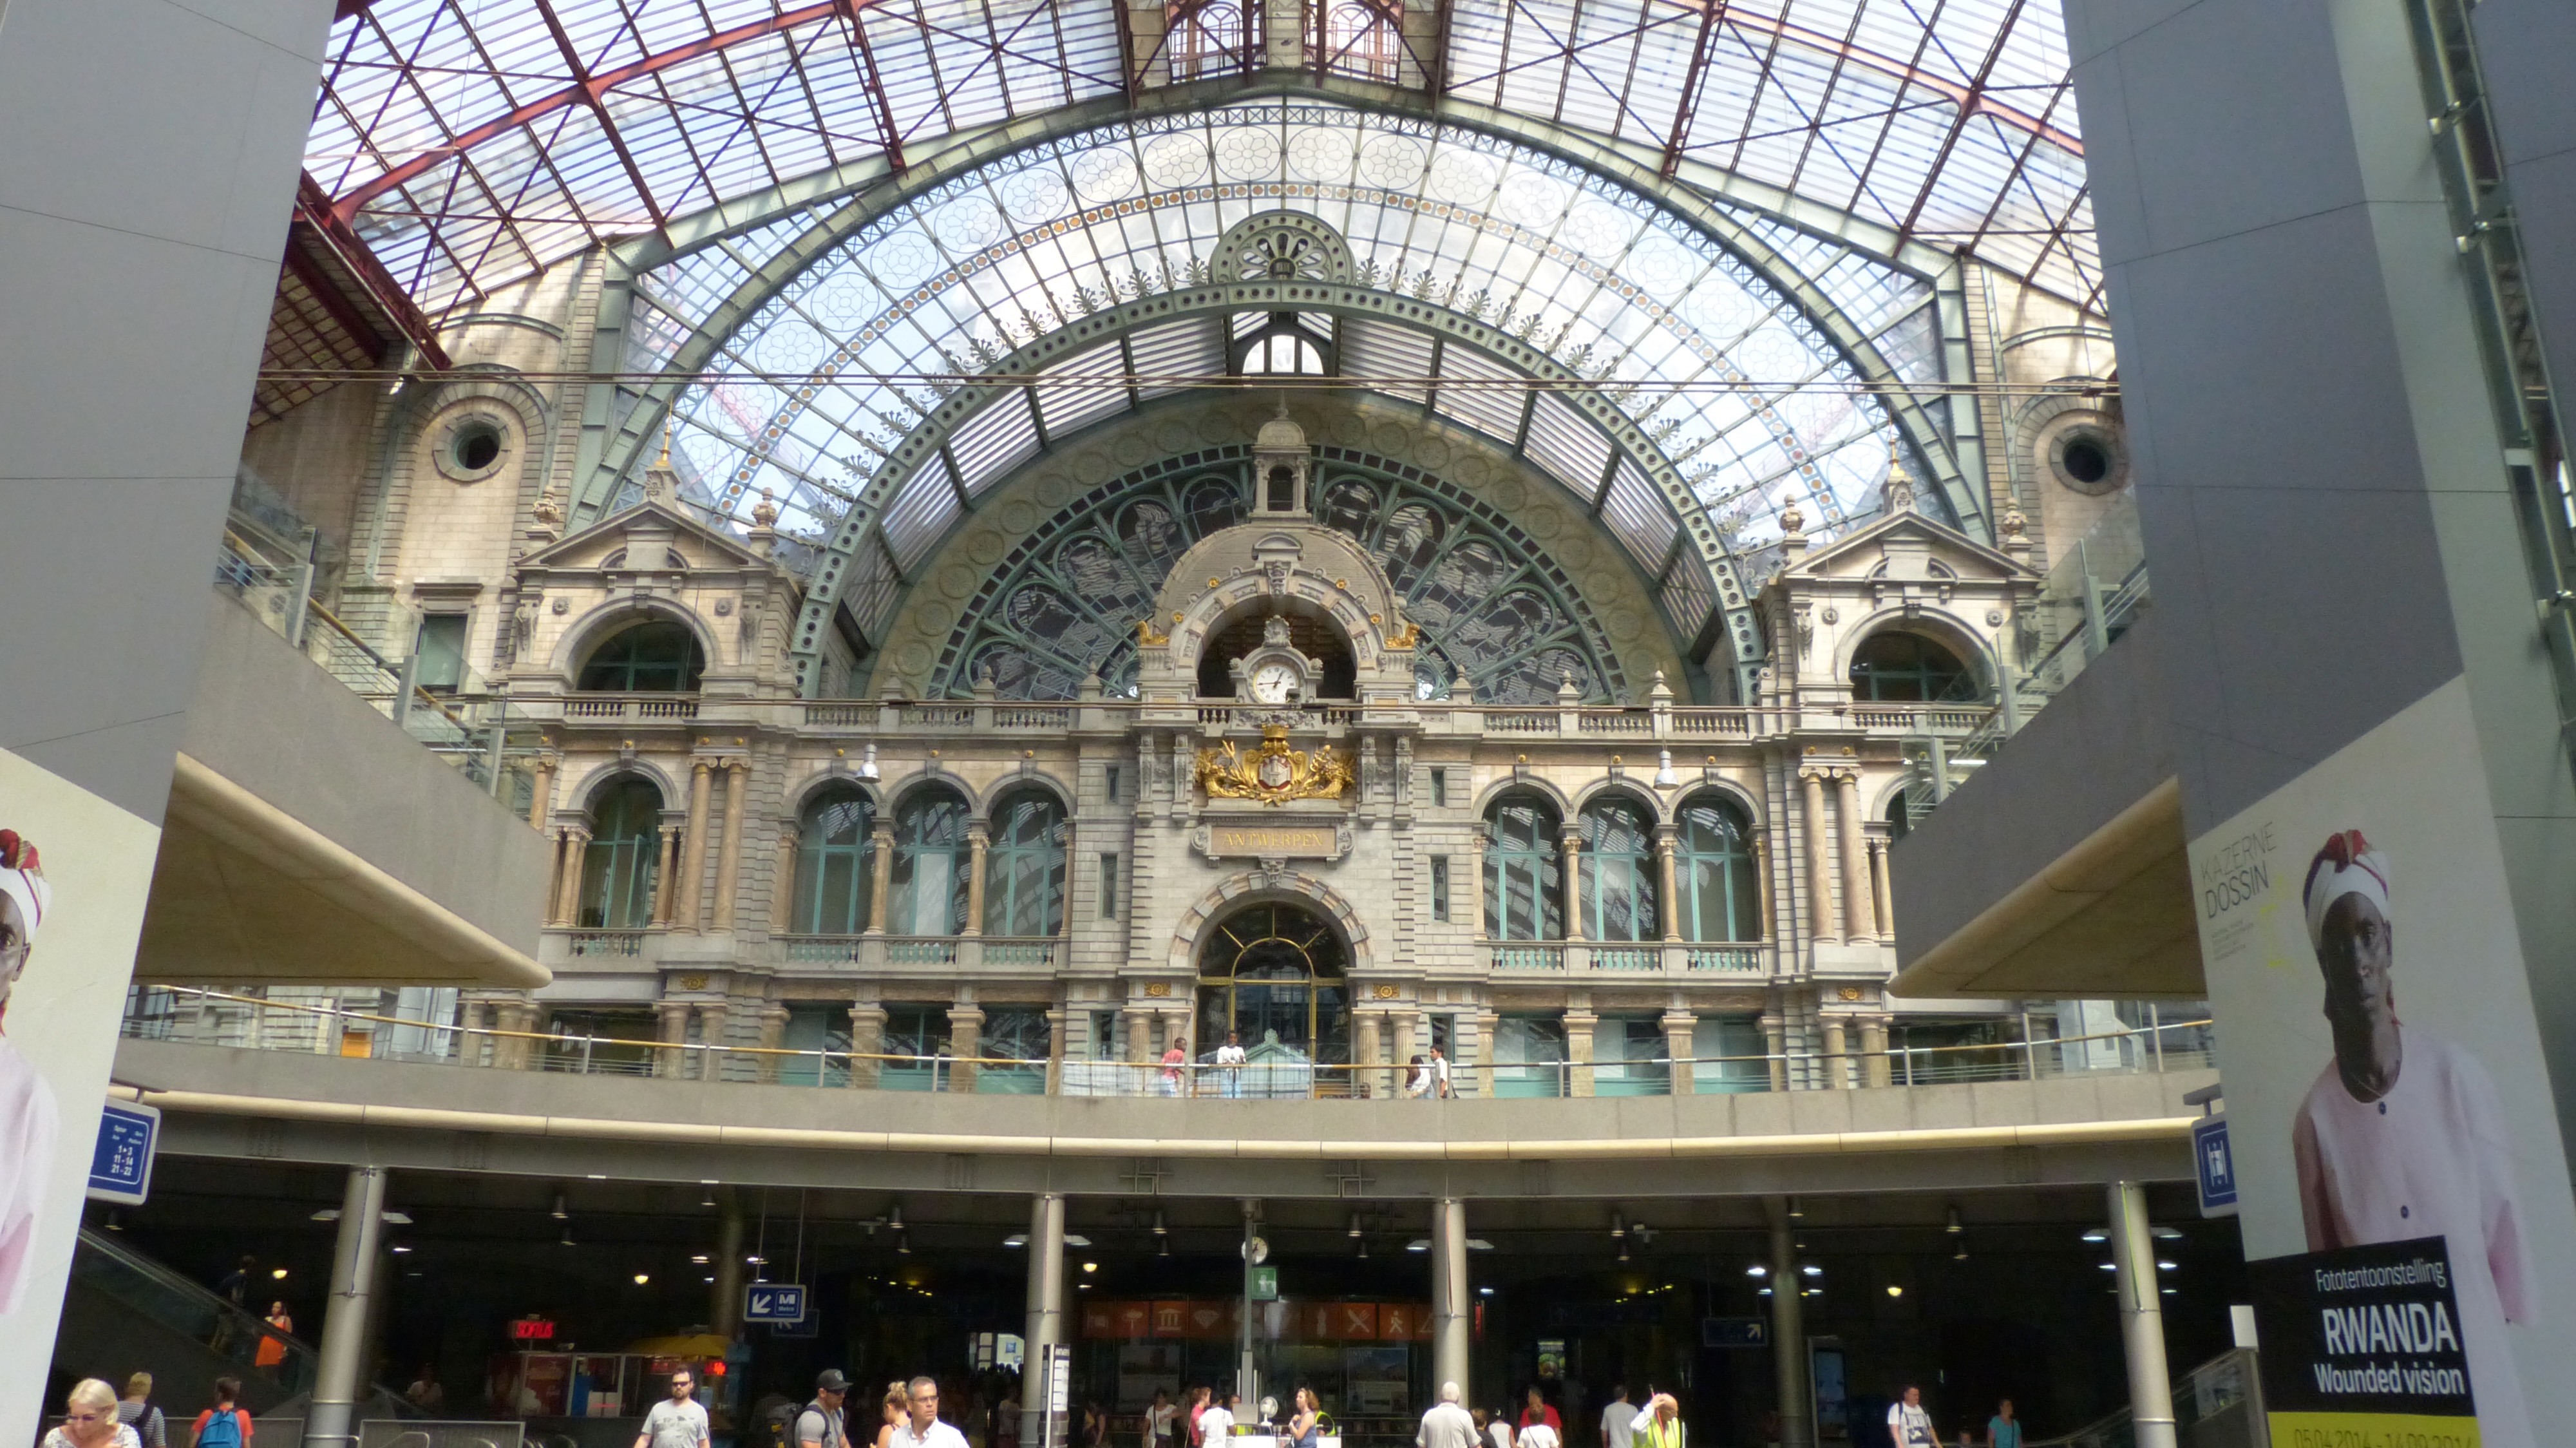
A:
55,1228,321,1418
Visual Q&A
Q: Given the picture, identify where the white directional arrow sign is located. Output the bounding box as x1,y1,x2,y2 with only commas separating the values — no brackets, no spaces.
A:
744,1283,808,1324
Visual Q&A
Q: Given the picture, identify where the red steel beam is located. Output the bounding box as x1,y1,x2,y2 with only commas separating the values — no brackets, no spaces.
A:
1658,0,1726,178
835,0,911,169
531,0,672,233
279,237,391,365
293,172,453,369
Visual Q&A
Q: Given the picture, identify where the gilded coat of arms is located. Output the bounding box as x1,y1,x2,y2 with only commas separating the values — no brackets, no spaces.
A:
1195,725,1356,806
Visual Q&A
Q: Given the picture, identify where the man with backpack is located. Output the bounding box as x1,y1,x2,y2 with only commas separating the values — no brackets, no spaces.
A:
190,1379,251,1448
798,1371,853,1448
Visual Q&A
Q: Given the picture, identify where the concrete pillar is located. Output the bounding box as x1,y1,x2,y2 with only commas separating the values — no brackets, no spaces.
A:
1357,1013,1385,1098
1867,835,1895,940
676,759,714,931
757,1002,790,1083
848,1002,886,1089
2108,1180,2177,1448
1558,825,1584,942
303,1166,388,1448
711,1190,745,1343
864,824,895,933
1655,826,1681,942
1752,834,1774,940
1023,1193,1067,1447
1045,1005,1068,1094
712,759,748,931
1835,772,1870,942
1767,1201,1811,1448
949,1004,985,1093
1430,1197,1470,1402
1761,1013,1788,1092
653,1001,690,1079
1821,1018,1848,1089
699,1000,731,1081
771,820,799,935
1799,769,1833,942
1128,1007,1153,1065
652,825,682,926
1860,1018,1891,1088
963,823,990,936
1470,1007,1499,1098
527,756,555,830
1663,1009,1697,1096
1562,1009,1596,1098
549,826,588,927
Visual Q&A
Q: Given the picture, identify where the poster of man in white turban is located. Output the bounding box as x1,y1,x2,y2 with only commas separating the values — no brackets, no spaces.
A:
0,826,57,1313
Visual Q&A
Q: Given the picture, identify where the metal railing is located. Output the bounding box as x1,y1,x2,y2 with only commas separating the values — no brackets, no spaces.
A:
1481,940,1768,975
123,986,2213,1101
68,1227,319,1395
2027,1348,2265,1448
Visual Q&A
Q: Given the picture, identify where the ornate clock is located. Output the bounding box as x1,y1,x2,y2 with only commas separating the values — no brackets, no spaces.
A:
1229,615,1316,706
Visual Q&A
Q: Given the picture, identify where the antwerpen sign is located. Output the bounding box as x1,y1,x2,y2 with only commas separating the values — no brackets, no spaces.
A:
1195,819,1352,863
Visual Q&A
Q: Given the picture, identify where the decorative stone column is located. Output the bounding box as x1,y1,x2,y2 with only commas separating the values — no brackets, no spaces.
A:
652,1001,690,1079
698,999,731,1081
1559,824,1585,943
1562,1008,1597,1098
1127,1007,1153,1066
526,756,556,831
676,759,714,931
848,1001,886,1089
945,1003,984,1092
757,1002,790,1083
1860,1016,1891,1088
770,819,799,934
1752,834,1774,940
1356,1013,1385,1098
1799,767,1833,942
865,824,896,934
1761,1012,1788,1092
963,821,990,937
711,759,748,932
1470,1007,1499,1098
1663,1008,1698,1096
1821,1017,1848,1089
1835,772,1871,943
1868,834,1895,940
544,828,574,927
1655,825,1682,942
1044,1005,1069,1094
651,824,682,926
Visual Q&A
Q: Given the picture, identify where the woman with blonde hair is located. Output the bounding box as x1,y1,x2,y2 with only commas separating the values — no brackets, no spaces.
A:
873,1384,909,1448
44,1380,141,1448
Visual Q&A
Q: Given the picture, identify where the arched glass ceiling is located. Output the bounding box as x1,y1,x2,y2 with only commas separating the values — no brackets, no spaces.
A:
309,0,2090,318
625,99,1942,593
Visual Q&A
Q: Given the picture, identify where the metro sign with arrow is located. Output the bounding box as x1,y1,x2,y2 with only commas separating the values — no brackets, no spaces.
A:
745,1284,808,1324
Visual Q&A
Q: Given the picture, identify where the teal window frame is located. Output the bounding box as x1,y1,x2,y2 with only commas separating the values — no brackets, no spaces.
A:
1849,631,1976,703
1578,798,1658,941
578,619,705,692
1492,1014,1568,1098
1482,795,1563,940
777,1005,853,1087
1674,794,1762,942
976,1007,1052,1094
578,779,662,929
984,788,1068,935
790,787,876,934
1594,1015,1672,1097
880,1004,949,1091
888,789,971,936
1692,1014,1770,1094
414,613,468,692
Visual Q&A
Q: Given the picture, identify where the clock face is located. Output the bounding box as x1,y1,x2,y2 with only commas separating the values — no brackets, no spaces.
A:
1249,661,1299,703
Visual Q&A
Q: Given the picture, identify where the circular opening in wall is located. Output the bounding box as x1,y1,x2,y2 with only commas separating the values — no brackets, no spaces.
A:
2061,436,2110,485
454,421,504,473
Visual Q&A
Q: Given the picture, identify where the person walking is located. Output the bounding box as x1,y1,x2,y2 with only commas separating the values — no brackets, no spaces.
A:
1598,1387,1632,1448
1198,1395,1236,1445
117,1373,167,1448
1283,1389,1321,1448
893,1378,969,1448
254,1300,293,1373
1429,1045,1454,1099
1518,1389,1560,1440
798,1371,852,1448
1417,1384,1476,1448
1985,1402,2018,1448
876,1386,914,1448
1405,1055,1434,1098
634,1368,712,1448
1147,1388,1180,1448
49,1382,142,1448
1627,1396,1683,1448
189,1378,252,1448
1886,1389,1935,1448
1159,1042,1189,1098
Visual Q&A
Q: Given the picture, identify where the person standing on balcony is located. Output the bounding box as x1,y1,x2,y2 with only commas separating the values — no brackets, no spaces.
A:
1213,1033,1247,1098
0,828,56,1315
1429,1045,1454,1100
1159,1043,1188,1098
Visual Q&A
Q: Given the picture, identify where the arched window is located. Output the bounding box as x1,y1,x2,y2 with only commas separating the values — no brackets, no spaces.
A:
1577,797,1657,941
1849,631,1975,703
1483,794,1563,940
888,788,971,936
1674,794,1761,942
578,619,705,692
985,788,1068,936
790,787,876,935
1169,0,1239,79
1320,0,1399,81
578,779,662,928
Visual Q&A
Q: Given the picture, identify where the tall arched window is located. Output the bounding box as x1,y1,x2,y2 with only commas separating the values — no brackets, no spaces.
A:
578,619,706,692
578,779,663,928
1849,631,1975,703
1674,794,1761,942
1483,794,1563,940
790,787,876,935
985,788,1068,936
888,788,971,936
1577,797,1658,941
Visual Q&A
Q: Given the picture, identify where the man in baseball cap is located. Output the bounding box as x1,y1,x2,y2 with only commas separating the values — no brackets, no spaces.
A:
799,1372,852,1448
0,827,56,1313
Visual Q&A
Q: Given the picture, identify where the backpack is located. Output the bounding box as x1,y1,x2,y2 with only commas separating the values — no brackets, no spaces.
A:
197,1411,245,1448
764,1402,800,1448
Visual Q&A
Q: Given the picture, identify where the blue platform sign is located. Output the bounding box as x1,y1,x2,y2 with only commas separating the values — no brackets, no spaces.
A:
1700,1316,1768,1348
87,1100,159,1205
2193,1112,2238,1217
744,1284,808,1324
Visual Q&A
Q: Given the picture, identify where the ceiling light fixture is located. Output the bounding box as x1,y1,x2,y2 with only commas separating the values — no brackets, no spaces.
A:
1944,1207,1962,1235
1801,1265,1822,1277
1787,1197,1805,1220
1082,1262,1099,1274
389,1244,412,1254
381,1210,413,1226
889,1205,905,1231
692,1254,710,1264
1885,1285,1902,1297
1065,1235,1093,1248
559,1228,576,1247
1004,1235,1030,1248
551,1194,569,1222
1153,1212,1169,1237
1158,1239,1171,1259
1347,1214,1363,1239
1610,1212,1627,1240
1653,749,1678,788
2081,1228,2108,1243
633,1273,651,1285
271,1268,289,1280
1745,1265,1767,1277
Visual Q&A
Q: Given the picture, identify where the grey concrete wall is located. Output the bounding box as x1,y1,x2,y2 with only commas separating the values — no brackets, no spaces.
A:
1889,612,2175,967
0,0,336,823
181,596,550,948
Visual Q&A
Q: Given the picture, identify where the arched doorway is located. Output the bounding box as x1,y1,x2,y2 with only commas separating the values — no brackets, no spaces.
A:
1195,902,1352,1093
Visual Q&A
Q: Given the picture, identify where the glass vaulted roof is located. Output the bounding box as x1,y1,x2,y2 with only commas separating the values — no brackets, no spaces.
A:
627,97,1942,610
312,0,2092,320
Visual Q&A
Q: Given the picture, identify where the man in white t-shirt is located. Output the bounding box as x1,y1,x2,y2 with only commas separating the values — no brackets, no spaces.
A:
1598,1387,1632,1448
1417,1384,1477,1448
1214,1032,1248,1097
1887,1389,1933,1448
0,830,57,1315
634,1370,711,1448
1199,1395,1236,1445
893,1378,969,1448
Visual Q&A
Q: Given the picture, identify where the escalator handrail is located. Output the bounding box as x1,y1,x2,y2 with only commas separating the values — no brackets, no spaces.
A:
76,1227,320,1358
